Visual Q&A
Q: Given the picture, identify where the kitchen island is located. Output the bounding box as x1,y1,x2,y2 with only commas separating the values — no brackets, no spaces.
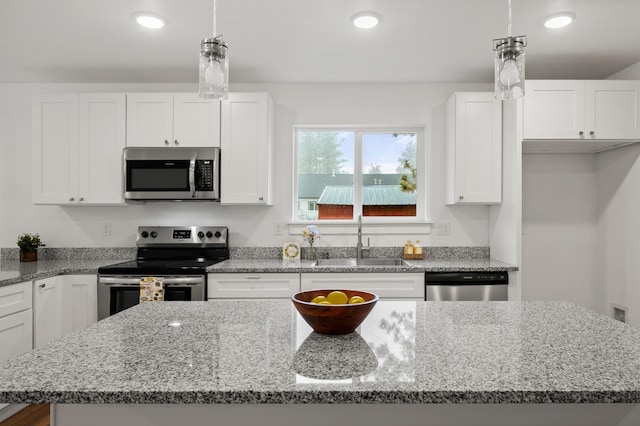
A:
1,300,640,425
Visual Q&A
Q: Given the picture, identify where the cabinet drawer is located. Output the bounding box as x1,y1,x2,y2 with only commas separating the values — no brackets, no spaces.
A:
0,281,33,318
208,273,300,299
0,309,33,362
300,273,425,299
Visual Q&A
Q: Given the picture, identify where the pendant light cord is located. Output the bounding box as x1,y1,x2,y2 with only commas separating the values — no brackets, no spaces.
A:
507,0,512,37
212,0,217,37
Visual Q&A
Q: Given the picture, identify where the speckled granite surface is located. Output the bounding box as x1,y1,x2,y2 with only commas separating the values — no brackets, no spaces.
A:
0,300,639,404
207,257,517,273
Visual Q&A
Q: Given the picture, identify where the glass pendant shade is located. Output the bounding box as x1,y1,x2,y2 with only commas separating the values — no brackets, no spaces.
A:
199,36,228,99
493,36,526,100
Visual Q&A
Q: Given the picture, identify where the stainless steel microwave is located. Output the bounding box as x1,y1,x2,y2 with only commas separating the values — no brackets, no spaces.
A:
123,147,220,201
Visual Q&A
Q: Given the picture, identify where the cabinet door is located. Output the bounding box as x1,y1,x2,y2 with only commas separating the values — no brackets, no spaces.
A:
208,273,299,299
220,93,273,204
34,277,64,348
0,310,33,362
61,275,98,335
32,94,79,204
173,93,221,147
446,92,502,204
523,80,585,139
78,94,126,204
585,81,640,139
300,273,425,300
126,93,173,147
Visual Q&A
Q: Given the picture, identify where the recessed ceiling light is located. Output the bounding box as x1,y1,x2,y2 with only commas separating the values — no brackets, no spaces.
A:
544,12,575,29
352,12,380,29
133,12,167,29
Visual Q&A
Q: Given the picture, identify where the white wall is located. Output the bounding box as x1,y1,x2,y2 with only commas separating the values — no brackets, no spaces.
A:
0,82,494,249
607,61,640,79
521,154,597,310
595,143,640,327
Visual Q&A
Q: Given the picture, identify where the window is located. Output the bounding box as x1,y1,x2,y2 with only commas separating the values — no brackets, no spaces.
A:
295,127,423,222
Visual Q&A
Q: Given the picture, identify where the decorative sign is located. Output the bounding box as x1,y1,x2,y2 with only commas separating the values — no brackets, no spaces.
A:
282,242,300,260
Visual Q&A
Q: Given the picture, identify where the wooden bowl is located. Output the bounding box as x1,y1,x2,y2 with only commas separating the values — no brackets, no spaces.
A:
291,290,378,335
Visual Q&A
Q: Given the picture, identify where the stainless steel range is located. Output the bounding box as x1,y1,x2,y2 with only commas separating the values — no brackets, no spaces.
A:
97,225,229,320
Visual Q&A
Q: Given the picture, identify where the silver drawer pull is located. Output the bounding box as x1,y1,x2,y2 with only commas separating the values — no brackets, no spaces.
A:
245,275,261,280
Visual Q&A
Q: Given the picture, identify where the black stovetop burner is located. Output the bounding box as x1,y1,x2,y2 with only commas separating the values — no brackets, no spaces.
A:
98,226,229,276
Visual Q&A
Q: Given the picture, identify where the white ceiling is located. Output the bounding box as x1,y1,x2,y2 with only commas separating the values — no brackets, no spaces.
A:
1,0,640,84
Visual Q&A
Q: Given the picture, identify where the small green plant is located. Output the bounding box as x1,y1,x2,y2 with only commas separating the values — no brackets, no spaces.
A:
17,233,45,252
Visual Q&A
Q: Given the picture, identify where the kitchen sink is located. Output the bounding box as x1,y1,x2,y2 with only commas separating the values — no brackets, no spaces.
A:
312,258,409,267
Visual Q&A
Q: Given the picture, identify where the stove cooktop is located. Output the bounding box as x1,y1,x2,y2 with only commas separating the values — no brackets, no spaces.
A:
98,258,227,276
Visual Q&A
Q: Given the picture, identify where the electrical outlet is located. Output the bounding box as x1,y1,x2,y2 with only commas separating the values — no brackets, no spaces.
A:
613,304,628,323
102,222,112,237
434,222,450,236
273,222,283,235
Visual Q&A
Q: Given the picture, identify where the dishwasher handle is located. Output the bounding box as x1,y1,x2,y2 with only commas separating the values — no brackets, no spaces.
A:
425,272,508,284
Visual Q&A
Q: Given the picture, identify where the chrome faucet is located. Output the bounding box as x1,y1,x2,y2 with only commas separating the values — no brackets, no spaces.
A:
356,214,369,260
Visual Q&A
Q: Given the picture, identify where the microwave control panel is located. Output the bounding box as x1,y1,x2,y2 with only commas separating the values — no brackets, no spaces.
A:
196,160,214,191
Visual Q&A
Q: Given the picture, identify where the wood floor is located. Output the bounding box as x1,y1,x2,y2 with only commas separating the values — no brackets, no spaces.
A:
0,404,50,426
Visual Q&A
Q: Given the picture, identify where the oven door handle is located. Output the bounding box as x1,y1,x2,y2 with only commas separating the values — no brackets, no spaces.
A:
98,277,203,285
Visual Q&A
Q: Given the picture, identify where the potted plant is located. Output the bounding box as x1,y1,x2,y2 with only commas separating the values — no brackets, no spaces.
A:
17,233,45,262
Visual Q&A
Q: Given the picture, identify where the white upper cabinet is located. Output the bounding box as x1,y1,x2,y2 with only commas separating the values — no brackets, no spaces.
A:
126,93,220,148
445,92,502,205
524,80,640,140
220,92,273,205
33,93,125,205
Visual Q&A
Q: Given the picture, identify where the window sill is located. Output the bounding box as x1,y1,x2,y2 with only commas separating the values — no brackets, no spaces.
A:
288,221,432,236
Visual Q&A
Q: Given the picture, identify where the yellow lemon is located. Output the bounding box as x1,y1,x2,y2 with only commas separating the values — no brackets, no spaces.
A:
317,300,332,305
348,295,365,304
310,295,327,304
326,291,348,305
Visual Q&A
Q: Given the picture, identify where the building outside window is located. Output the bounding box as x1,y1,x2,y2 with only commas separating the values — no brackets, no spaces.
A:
294,128,423,222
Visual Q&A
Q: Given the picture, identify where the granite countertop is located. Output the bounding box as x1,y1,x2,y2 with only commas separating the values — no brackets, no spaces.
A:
1,300,639,404
0,259,132,288
206,257,518,273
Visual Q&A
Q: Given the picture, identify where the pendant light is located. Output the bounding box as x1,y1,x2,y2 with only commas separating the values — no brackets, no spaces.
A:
492,0,527,100
199,0,228,99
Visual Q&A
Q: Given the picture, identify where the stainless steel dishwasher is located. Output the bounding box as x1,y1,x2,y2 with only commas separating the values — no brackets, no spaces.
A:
425,272,508,301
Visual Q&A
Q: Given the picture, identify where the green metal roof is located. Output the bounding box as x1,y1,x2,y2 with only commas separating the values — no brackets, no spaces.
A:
317,185,416,206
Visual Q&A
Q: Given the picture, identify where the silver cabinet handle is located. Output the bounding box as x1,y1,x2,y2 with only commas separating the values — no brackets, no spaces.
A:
39,283,46,288
459,195,464,200
164,140,170,146
175,140,179,146
245,275,261,279
590,131,595,136
69,197,74,201
579,131,584,136
258,196,264,201
79,197,84,202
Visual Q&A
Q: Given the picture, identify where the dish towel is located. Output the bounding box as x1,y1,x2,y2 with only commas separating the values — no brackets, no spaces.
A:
140,276,164,303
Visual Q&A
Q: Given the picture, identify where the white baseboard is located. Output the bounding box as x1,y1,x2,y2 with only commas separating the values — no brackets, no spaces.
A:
0,403,28,422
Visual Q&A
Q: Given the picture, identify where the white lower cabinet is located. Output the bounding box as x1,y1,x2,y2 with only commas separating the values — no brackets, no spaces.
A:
0,281,33,362
208,273,300,299
34,275,97,348
0,281,33,413
300,273,425,300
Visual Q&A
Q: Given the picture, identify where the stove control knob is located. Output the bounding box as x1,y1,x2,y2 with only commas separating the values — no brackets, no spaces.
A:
141,231,149,238
150,231,158,238
206,231,213,238
214,231,222,238
198,231,205,238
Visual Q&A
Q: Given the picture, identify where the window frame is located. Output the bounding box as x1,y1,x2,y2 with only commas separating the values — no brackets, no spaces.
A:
292,125,428,227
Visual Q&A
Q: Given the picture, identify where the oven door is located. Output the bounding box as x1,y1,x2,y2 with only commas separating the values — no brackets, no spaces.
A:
97,275,205,320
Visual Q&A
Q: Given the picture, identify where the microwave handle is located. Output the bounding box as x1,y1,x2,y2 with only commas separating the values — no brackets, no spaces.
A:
189,158,196,198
